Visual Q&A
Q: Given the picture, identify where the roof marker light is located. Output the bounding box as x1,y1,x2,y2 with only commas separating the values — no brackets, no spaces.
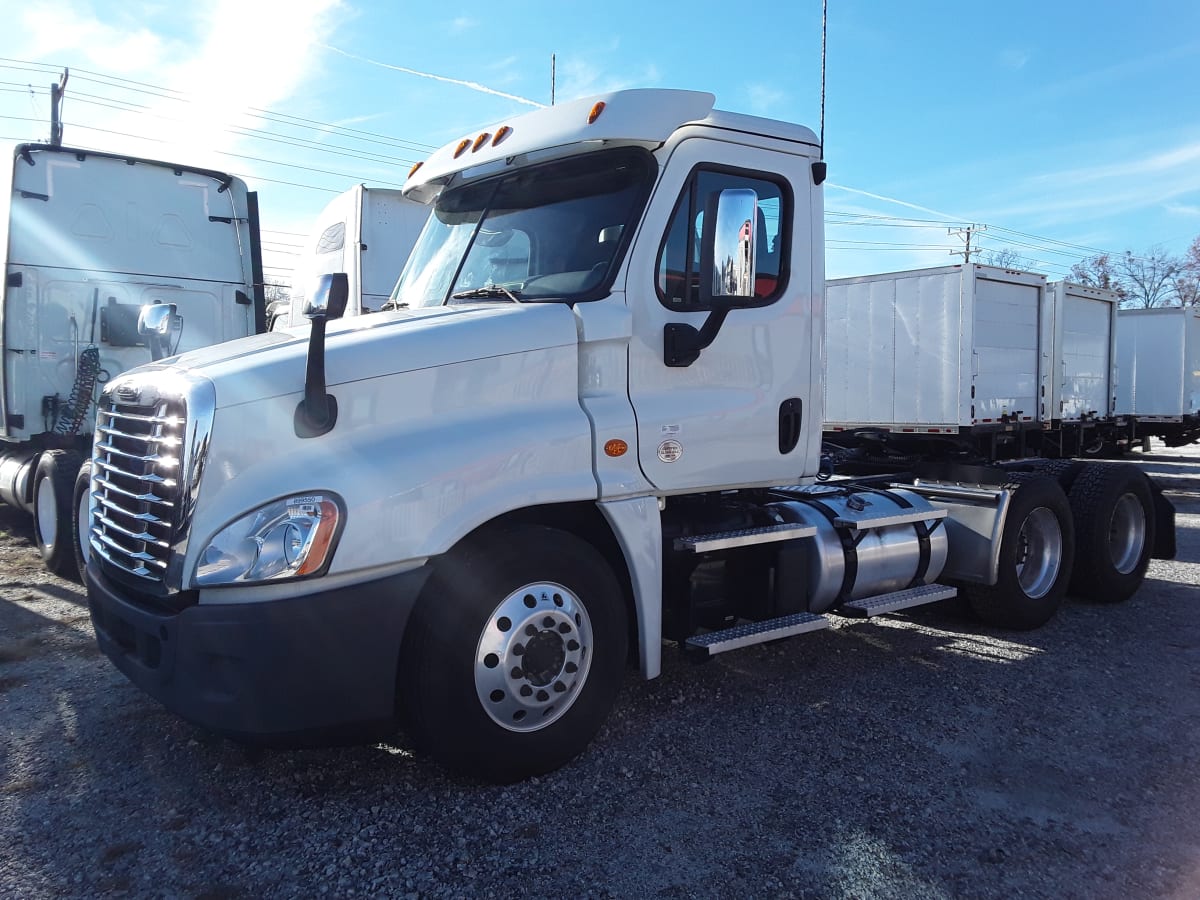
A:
453,139,471,158
408,161,423,179
472,132,491,152
492,126,512,146
587,101,606,124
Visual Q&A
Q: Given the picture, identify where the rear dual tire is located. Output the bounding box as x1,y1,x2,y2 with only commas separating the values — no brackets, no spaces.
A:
964,475,1075,630
1066,463,1155,605
32,450,86,581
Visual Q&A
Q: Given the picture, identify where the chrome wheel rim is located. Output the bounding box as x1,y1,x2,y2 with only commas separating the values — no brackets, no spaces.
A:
1109,492,1146,575
475,582,592,732
1015,507,1063,599
35,476,57,550
77,485,91,566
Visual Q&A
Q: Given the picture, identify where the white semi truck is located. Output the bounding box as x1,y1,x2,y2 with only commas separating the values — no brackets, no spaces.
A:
1,143,264,578
83,91,1176,782
271,184,429,330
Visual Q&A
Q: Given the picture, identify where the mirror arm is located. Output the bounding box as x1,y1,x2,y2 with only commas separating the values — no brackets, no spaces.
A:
295,316,339,438
664,306,730,368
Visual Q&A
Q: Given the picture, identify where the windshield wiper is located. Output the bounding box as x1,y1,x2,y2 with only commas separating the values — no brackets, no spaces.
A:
450,285,523,304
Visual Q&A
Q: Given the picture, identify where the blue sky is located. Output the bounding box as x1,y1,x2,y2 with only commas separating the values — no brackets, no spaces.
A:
2,0,1198,282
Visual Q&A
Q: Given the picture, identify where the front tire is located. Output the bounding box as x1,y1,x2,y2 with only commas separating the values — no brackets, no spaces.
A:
32,449,85,580
1067,463,1155,604
400,525,628,782
964,475,1075,630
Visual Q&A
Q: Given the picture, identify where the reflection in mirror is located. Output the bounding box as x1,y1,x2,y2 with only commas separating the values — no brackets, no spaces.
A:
304,273,350,321
137,302,175,336
710,188,757,299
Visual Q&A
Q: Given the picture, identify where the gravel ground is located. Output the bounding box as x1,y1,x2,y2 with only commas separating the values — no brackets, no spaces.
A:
2,444,1199,898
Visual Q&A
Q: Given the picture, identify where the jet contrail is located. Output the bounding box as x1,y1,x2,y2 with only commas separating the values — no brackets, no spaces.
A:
321,44,546,109
828,182,964,222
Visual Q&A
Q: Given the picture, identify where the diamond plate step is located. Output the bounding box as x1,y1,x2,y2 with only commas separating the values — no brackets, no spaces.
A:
839,584,958,618
833,507,948,531
674,523,817,554
685,612,830,656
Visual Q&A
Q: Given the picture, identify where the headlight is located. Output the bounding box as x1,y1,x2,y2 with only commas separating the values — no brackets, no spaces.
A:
195,494,342,586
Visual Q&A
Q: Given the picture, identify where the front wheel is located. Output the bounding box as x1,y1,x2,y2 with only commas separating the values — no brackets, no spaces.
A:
400,525,628,783
964,475,1075,630
1067,463,1155,604
32,449,85,580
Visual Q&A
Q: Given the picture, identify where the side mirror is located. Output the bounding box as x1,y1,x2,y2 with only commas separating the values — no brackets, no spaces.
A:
665,188,759,368
305,273,350,321
699,188,758,306
137,302,177,336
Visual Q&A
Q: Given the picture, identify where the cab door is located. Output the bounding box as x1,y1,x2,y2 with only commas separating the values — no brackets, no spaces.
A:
623,139,819,492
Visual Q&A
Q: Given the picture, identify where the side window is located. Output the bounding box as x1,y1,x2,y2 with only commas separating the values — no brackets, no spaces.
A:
655,168,789,310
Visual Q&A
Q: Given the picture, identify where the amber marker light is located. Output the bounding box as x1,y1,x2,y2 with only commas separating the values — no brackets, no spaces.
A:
604,438,628,457
453,139,471,158
492,126,512,146
587,101,606,124
407,161,423,179
472,132,491,152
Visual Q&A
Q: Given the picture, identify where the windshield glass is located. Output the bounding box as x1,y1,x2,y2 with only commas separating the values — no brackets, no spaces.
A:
390,147,654,308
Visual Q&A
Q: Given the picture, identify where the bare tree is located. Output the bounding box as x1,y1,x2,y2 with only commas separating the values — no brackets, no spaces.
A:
982,247,1034,270
264,279,292,304
1173,235,1200,307
1117,246,1180,308
1070,253,1126,299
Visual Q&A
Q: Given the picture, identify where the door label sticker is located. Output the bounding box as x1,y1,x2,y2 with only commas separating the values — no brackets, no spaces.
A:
657,439,683,463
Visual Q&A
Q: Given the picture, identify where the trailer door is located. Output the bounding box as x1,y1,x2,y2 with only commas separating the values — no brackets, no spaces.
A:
972,273,1041,425
1059,292,1112,420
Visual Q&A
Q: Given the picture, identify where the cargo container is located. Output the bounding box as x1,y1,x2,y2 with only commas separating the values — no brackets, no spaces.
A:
1115,306,1200,448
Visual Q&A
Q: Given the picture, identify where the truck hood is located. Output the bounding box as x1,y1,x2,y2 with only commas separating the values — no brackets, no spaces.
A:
163,303,581,408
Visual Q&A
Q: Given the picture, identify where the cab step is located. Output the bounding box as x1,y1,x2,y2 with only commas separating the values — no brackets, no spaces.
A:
838,583,957,618
674,522,817,554
685,611,830,657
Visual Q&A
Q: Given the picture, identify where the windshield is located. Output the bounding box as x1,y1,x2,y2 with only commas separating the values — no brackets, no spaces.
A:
390,147,654,308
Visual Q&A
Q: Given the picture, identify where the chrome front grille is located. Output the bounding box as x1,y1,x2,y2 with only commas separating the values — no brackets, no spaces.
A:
90,396,185,581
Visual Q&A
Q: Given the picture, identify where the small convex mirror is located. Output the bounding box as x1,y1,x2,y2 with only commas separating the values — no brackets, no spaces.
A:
137,302,176,336
304,273,350,321
708,188,758,300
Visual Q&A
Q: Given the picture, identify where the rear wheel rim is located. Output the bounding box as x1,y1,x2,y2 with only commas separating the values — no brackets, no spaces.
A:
474,581,593,733
35,476,57,550
1108,492,1146,575
1015,507,1063,599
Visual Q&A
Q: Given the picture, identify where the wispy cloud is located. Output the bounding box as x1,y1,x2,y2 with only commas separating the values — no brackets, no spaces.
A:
320,42,545,107
1165,203,1200,217
999,48,1029,70
554,57,660,104
1035,41,1200,101
746,83,786,116
449,16,478,32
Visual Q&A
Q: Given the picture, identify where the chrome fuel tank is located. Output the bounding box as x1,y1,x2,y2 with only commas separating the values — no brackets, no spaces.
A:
770,486,949,613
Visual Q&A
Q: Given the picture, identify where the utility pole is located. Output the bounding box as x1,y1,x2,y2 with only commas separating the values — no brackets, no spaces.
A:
49,68,69,147
949,224,986,262
551,54,556,106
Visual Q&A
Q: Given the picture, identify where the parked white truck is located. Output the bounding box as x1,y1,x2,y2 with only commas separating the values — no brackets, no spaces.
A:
1115,306,1200,449
83,91,1175,782
1,143,264,578
271,184,428,329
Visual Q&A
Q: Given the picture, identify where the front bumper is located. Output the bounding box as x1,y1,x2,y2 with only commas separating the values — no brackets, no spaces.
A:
87,562,431,744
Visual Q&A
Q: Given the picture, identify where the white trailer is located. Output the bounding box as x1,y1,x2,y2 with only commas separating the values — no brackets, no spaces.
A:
1115,306,1200,447
825,264,1046,455
83,91,1176,783
272,184,428,329
0,143,264,577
